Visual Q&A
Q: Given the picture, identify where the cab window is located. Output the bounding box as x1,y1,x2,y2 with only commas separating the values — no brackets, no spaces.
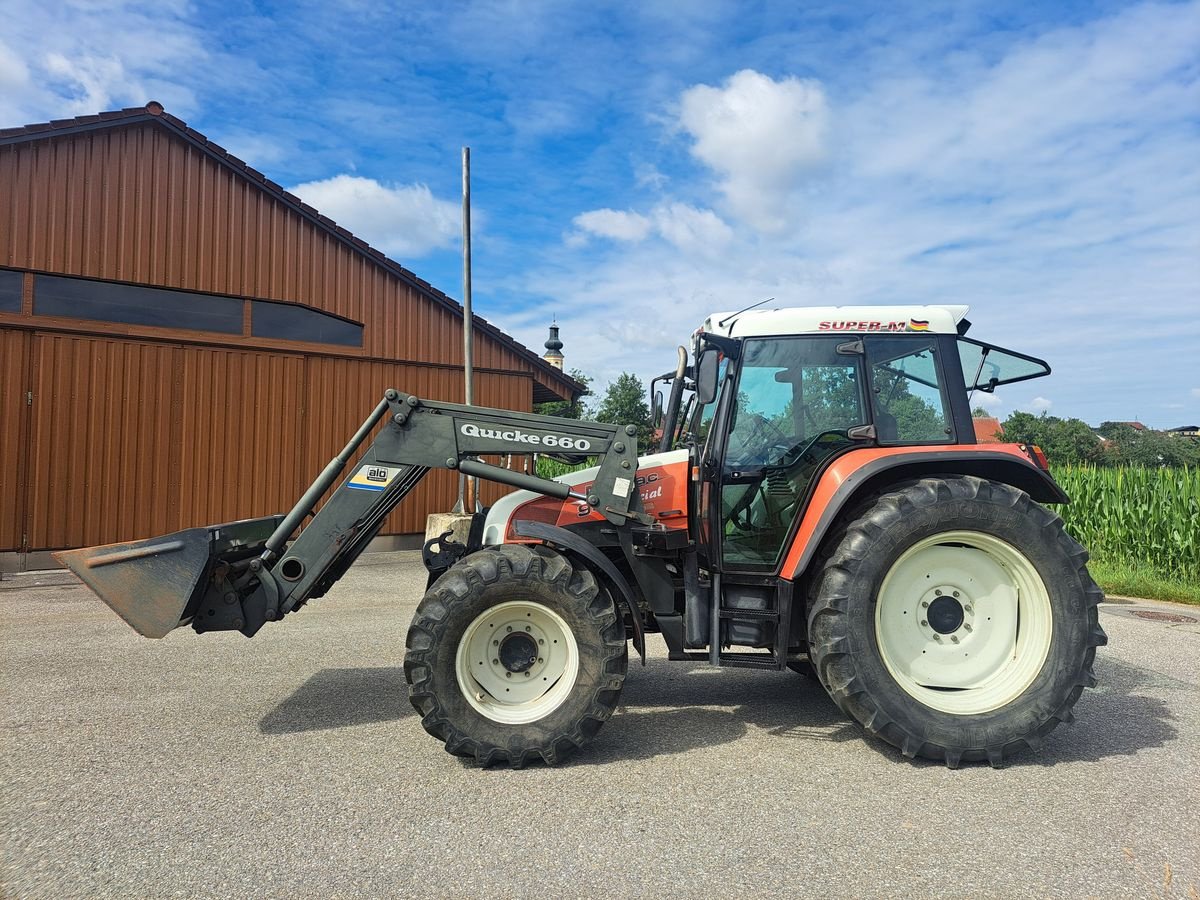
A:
866,336,952,443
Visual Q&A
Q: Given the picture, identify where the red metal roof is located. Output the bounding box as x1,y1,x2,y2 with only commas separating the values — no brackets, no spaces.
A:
972,416,1003,443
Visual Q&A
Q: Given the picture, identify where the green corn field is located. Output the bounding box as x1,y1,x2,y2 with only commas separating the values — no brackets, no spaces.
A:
1053,465,1199,582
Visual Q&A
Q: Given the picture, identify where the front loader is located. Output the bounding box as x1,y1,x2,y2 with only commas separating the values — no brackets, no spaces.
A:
60,304,1107,769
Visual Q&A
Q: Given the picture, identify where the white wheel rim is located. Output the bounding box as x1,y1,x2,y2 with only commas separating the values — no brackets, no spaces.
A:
874,531,1053,715
455,600,580,725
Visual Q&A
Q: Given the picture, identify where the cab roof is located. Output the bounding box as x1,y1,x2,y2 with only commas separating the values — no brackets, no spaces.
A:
702,305,970,338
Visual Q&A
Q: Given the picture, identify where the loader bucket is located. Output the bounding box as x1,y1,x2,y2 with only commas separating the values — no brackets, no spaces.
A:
55,515,284,638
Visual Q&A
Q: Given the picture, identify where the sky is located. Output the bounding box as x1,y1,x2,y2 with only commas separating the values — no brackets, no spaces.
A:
1,0,1198,427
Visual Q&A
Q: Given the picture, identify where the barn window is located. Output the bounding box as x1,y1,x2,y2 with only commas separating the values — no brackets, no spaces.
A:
33,275,243,333
250,300,363,347
0,269,22,312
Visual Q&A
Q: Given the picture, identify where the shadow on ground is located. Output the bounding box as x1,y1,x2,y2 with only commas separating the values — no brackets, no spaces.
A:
254,654,1178,769
578,660,859,765
858,654,1181,769
259,667,411,734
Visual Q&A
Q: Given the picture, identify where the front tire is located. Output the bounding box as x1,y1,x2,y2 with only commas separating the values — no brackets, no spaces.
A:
807,476,1106,768
404,544,627,767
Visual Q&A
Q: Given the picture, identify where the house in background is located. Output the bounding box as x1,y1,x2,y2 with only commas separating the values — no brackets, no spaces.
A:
1167,425,1200,438
972,416,1003,443
0,102,581,571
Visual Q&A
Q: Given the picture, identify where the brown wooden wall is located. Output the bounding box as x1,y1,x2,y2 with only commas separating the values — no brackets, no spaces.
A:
2,327,525,551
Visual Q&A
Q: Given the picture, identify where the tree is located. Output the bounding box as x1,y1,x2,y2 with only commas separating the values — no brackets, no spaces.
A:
594,372,653,452
534,368,593,420
1000,412,1104,466
1097,422,1200,468
971,406,992,418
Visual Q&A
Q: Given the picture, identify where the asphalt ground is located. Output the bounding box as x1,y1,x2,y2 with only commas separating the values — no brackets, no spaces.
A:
2,552,1198,899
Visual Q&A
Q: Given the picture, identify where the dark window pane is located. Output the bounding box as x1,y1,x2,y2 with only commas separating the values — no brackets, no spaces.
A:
0,269,22,312
251,301,363,347
34,275,243,333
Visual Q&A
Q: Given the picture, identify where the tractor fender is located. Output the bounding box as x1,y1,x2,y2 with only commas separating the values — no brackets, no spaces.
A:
782,445,1069,582
511,519,647,664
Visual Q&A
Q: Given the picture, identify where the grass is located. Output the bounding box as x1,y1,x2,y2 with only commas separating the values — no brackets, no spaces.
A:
1085,557,1200,606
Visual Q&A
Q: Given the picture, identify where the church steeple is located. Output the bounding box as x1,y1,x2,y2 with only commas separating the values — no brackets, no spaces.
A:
543,321,564,369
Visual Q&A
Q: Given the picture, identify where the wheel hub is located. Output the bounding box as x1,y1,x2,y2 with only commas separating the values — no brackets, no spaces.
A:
926,593,965,634
499,632,538,673
916,585,975,640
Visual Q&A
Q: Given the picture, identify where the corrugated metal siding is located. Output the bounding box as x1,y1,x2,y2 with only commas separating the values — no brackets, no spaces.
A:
0,120,563,553
13,333,528,550
0,329,30,548
0,127,547,376
26,334,178,548
176,347,307,526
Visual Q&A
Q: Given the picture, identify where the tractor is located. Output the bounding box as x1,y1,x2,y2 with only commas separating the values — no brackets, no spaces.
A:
59,304,1106,768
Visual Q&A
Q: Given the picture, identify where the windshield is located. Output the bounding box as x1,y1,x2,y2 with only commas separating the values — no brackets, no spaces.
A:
958,338,1050,392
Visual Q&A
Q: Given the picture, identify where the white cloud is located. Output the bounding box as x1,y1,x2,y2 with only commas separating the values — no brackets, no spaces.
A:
43,52,132,114
1028,397,1053,412
288,175,460,259
972,392,1003,411
678,69,829,231
652,202,733,250
571,202,732,253
573,208,653,242
0,39,30,90
0,1,210,124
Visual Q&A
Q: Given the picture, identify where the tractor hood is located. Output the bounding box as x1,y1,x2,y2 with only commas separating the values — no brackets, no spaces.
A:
482,449,690,546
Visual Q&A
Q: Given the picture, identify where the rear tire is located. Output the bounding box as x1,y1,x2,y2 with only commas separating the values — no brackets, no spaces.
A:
807,476,1106,768
404,544,627,767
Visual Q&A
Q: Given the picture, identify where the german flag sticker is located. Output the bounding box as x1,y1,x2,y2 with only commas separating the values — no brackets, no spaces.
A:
908,319,930,332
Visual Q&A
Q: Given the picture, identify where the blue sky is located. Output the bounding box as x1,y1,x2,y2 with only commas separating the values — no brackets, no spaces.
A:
2,0,1197,427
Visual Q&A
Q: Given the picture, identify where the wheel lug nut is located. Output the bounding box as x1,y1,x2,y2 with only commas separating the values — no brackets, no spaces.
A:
935,589,942,596
539,639,545,645
537,658,543,664
920,620,928,627
525,672,531,677
525,626,531,632
492,658,499,665
964,624,973,632
493,640,499,646
506,626,512,632
965,605,973,613
951,635,959,643
933,635,942,642
505,672,511,678
953,591,960,598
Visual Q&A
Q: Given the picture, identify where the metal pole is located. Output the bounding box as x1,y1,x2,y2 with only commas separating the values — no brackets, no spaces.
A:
454,147,474,513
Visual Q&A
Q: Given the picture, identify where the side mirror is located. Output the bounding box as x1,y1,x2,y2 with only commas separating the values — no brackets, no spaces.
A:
696,350,720,405
651,389,664,428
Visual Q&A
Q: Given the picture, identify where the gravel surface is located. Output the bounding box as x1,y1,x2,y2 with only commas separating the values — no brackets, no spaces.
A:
2,551,1198,898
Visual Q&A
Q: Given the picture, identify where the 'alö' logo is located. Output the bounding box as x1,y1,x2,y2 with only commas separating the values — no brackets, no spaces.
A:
459,422,591,452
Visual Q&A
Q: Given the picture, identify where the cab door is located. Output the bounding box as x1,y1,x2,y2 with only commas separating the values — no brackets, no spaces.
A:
714,336,869,573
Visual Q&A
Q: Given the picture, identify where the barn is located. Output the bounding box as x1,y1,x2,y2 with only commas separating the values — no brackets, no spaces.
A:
0,102,580,571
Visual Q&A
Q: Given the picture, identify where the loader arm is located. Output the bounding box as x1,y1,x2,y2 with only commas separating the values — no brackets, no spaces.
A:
57,390,646,639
